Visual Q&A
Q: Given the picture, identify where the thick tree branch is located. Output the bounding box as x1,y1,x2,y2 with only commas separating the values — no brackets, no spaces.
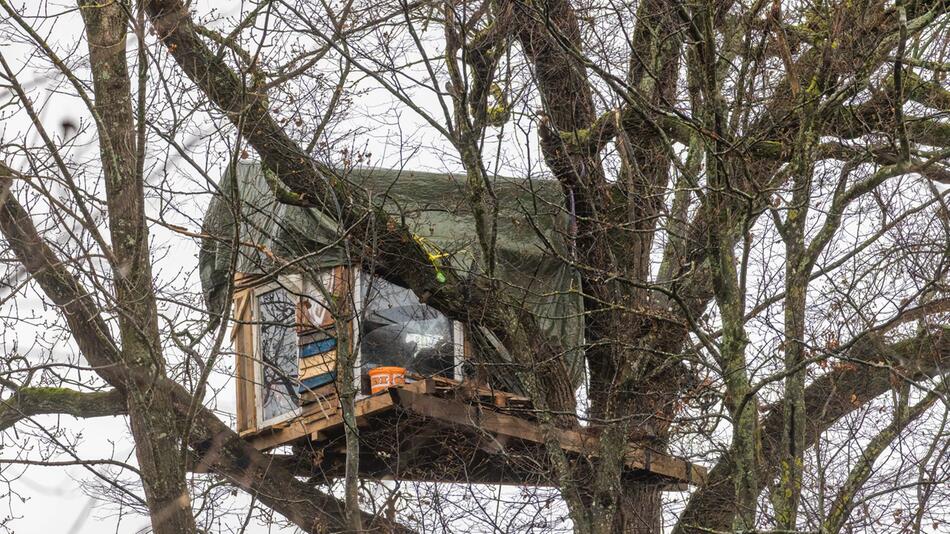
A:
822,377,944,534
0,165,126,387
0,388,126,431
142,0,563,403
78,3,198,531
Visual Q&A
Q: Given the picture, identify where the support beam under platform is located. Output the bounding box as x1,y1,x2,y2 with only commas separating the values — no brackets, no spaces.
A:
233,378,706,488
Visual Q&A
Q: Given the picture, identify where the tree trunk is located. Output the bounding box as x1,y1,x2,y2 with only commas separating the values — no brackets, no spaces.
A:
616,483,663,534
79,2,198,532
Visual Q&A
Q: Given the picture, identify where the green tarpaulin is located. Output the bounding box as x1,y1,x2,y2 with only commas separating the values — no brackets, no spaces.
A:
199,162,584,387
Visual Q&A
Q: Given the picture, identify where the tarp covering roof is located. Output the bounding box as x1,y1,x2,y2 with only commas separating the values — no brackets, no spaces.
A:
199,162,584,387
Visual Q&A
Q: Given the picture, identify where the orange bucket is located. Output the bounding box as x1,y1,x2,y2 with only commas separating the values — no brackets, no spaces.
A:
368,366,406,394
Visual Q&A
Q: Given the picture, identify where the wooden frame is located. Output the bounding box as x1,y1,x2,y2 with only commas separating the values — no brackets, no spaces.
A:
232,267,470,432
232,269,344,433
236,375,707,488
232,277,257,434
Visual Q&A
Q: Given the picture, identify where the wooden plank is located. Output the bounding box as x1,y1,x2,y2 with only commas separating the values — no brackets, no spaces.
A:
232,285,257,434
299,382,338,405
229,293,250,341
422,374,532,404
246,417,316,450
391,389,588,452
390,389,706,485
493,393,508,408
248,380,431,450
299,349,337,381
302,381,432,440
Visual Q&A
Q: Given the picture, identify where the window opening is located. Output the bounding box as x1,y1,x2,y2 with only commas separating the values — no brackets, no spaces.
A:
256,286,299,425
358,275,456,390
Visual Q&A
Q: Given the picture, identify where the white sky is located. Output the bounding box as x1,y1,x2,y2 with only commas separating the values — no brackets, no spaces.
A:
2,1,948,532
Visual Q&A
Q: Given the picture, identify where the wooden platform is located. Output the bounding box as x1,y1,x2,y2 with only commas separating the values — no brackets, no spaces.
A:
236,377,706,488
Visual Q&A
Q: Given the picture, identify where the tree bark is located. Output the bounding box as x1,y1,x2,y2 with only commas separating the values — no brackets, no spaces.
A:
0,388,127,431
78,2,198,532
511,0,688,529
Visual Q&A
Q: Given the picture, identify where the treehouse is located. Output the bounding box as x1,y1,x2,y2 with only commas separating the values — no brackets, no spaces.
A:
198,162,705,488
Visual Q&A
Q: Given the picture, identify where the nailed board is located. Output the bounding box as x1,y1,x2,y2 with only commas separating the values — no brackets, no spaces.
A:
298,334,337,381
231,275,258,433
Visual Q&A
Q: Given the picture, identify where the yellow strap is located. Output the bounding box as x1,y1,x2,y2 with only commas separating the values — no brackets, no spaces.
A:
412,234,449,263
412,235,449,283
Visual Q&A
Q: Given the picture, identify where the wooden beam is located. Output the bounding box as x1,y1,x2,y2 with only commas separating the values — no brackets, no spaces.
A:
391,388,583,449
390,389,706,485
242,380,705,486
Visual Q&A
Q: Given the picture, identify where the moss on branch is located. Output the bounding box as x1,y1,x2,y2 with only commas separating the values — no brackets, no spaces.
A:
0,387,126,431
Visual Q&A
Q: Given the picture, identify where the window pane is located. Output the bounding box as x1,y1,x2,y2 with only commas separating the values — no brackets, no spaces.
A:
360,276,455,378
258,288,298,422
